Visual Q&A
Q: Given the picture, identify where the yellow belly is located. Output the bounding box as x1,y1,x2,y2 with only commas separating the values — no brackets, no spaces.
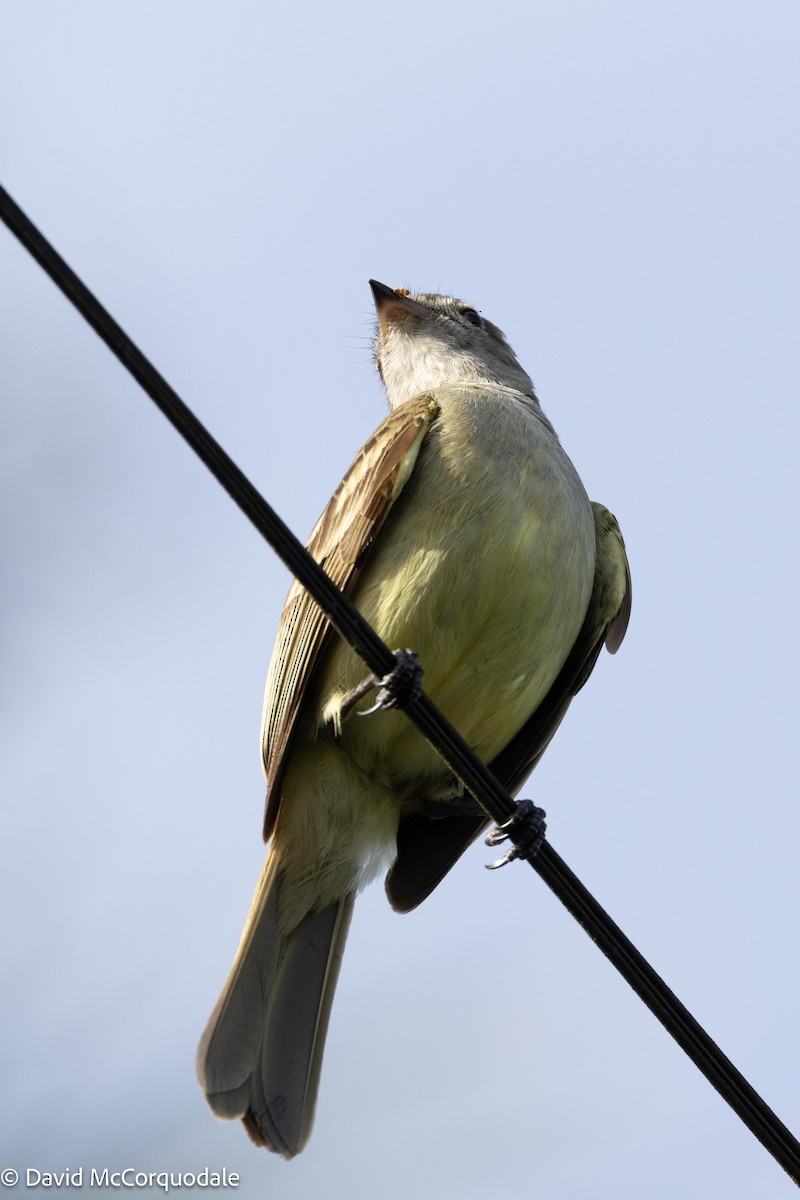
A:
272,388,595,926
325,391,592,771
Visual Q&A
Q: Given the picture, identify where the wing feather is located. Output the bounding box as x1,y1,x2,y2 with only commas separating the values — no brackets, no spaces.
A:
260,394,439,839
385,502,632,911
486,502,631,793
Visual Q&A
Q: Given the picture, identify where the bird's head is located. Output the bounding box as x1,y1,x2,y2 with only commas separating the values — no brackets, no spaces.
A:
370,281,535,409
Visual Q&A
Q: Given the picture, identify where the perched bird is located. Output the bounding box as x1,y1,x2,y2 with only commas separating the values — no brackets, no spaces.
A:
197,281,631,1156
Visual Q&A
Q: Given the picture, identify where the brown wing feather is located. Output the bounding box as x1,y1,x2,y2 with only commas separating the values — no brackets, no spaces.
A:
385,502,632,912
261,394,440,840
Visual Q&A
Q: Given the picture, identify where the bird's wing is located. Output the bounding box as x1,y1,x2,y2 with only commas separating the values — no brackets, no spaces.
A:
386,502,631,912
486,502,631,794
261,394,439,840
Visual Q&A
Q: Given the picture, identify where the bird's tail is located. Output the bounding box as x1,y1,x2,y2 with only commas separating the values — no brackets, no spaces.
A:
196,852,354,1157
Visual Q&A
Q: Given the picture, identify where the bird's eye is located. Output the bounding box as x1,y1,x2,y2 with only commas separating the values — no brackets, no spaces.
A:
461,307,484,329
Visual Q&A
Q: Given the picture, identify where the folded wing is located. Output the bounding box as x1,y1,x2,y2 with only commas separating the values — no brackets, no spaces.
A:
260,394,440,839
385,502,632,912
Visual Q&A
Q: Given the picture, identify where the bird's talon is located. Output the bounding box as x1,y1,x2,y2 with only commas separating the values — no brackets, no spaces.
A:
486,846,519,870
484,799,546,869
356,648,423,714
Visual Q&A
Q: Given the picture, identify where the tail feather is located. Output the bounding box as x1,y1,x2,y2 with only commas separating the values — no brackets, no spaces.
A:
197,853,354,1157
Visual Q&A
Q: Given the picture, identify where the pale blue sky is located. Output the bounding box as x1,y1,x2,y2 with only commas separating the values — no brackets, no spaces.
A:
2,3,799,1198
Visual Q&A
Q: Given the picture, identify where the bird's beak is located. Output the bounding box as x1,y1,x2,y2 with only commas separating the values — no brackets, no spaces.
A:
369,280,428,324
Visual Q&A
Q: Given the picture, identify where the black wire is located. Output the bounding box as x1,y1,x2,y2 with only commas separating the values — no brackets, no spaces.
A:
2,182,798,1186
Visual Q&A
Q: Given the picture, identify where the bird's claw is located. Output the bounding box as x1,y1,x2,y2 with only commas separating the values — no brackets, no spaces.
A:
485,799,547,869
354,648,424,715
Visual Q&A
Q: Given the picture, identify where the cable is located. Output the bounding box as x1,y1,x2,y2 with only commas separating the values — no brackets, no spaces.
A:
2,182,798,1185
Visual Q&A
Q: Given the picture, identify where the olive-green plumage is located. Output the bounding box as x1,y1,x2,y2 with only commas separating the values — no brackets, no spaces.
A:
197,282,631,1156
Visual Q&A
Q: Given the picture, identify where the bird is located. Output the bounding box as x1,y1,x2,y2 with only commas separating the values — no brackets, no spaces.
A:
196,280,631,1156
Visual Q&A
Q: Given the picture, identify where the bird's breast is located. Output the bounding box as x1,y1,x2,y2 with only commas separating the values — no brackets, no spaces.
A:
318,387,596,789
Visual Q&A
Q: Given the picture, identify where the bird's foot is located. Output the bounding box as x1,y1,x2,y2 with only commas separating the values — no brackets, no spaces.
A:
485,799,547,869
339,649,424,718
359,648,423,713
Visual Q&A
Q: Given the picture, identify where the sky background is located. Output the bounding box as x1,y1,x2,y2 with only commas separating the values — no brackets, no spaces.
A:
2,3,799,1198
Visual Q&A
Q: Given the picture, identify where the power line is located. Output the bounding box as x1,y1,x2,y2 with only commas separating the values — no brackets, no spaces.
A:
2,182,798,1186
